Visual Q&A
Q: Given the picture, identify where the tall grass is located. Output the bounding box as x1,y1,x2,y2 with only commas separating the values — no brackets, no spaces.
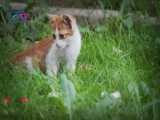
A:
0,16,160,120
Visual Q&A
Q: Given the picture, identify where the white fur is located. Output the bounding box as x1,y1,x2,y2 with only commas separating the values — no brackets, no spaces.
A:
46,20,81,76
24,56,34,73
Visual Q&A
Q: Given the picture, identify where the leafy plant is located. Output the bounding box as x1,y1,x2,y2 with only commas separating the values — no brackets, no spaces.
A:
60,73,76,120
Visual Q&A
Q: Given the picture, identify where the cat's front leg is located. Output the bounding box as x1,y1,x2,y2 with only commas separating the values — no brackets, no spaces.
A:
66,58,76,73
65,51,78,73
46,61,59,76
46,49,59,76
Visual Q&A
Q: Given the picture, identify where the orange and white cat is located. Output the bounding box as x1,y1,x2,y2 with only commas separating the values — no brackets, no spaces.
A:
12,15,81,76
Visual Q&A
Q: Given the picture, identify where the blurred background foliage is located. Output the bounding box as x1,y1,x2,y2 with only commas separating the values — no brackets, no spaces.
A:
10,0,160,16
0,0,160,120
0,0,159,45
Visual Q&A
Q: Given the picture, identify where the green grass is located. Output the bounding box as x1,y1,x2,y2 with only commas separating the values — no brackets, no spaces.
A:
0,16,160,120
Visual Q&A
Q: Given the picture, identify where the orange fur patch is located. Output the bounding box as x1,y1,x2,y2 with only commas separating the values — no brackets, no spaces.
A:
11,36,54,72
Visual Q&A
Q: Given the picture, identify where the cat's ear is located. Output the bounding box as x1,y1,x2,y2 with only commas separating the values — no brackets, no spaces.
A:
63,15,72,28
48,14,57,20
47,14,57,24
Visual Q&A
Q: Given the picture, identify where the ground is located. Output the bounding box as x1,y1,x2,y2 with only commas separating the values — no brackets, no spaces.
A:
0,16,160,120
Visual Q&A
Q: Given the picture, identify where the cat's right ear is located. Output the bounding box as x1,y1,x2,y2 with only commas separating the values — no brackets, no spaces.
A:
47,14,58,24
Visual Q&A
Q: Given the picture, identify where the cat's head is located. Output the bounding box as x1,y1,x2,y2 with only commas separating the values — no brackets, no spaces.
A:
48,14,76,49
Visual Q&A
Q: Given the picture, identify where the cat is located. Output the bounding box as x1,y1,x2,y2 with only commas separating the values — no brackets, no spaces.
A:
12,15,81,76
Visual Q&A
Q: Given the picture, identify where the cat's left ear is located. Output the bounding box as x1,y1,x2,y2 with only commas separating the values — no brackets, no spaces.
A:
63,15,72,28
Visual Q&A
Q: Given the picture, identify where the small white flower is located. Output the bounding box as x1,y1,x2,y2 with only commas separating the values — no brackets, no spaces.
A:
111,91,121,98
48,89,59,97
113,47,122,54
101,91,106,97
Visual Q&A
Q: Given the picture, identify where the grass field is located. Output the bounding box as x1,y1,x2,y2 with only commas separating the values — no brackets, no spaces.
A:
0,16,160,120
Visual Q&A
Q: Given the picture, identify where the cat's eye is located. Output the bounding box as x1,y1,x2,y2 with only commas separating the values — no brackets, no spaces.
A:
59,34,65,39
52,33,65,39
